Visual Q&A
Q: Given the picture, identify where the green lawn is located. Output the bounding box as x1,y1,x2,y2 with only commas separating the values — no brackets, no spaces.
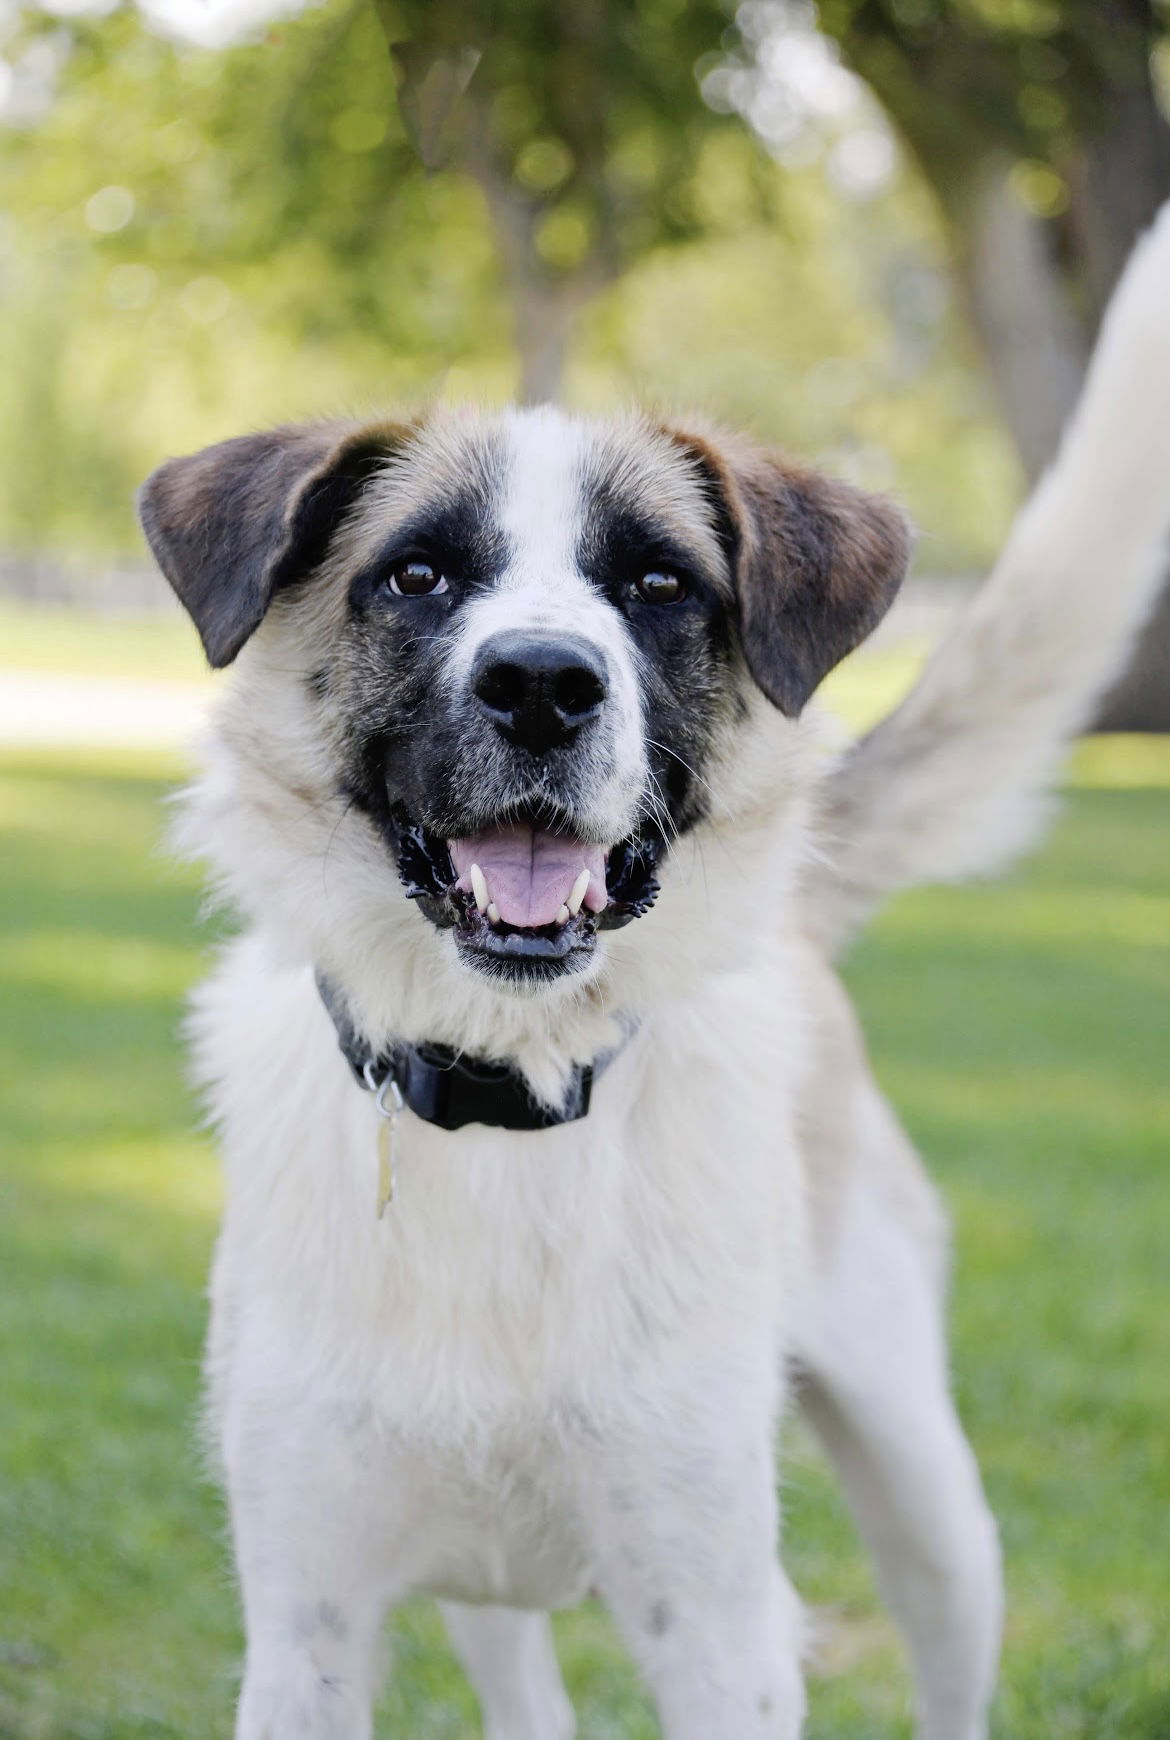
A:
1,736,1168,1739
0,601,210,685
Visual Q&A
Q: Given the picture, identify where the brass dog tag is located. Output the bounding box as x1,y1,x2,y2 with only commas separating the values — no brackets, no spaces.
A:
376,1115,397,1218
367,1069,405,1220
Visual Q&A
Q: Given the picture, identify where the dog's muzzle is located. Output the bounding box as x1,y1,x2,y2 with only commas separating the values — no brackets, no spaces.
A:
385,628,658,983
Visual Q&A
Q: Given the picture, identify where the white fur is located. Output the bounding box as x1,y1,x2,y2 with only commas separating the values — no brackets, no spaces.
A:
176,208,1170,1739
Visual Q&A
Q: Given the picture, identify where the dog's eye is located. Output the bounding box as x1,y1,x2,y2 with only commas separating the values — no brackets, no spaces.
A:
633,570,685,605
387,560,449,598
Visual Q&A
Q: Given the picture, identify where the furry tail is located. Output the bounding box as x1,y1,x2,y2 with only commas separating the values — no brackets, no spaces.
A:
809,200,1170,957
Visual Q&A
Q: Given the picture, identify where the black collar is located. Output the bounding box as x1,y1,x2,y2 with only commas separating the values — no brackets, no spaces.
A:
316,973,632,1133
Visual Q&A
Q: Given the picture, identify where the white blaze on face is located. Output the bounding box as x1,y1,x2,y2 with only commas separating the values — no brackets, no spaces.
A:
498,408,591,613
445,407,649,844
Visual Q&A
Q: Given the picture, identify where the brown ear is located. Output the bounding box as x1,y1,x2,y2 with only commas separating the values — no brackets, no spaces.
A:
136,419,407,667
676,431,912,716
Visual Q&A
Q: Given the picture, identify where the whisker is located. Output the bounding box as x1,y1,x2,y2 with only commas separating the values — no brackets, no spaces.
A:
644,737,716,798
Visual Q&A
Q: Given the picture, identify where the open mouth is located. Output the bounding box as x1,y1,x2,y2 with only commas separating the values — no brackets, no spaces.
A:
390,805,661,981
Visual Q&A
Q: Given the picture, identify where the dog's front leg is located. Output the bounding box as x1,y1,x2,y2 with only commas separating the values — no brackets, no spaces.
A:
589,1422,805,1740
235,1640,377,1740
233,1554,386,1740
226,1419,391,1740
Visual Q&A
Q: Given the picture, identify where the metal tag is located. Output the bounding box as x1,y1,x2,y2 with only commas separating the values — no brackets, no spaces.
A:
376,1113,398,1218
366,1065,405,1220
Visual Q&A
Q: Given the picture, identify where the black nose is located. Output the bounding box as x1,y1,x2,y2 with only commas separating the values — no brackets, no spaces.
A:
471,631,609,755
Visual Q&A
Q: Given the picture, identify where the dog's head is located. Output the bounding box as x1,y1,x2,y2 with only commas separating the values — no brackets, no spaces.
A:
140,408,908,1000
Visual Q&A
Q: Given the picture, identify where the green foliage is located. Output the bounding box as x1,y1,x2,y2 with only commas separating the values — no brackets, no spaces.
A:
0,0,518,552
1,737,1168,1735
817,0,1169,203
389,0,758,260
574,149,1020,561
0,0,1025,566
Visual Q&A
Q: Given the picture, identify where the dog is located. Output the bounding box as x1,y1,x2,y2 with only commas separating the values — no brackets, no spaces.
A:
137,204,1170,1740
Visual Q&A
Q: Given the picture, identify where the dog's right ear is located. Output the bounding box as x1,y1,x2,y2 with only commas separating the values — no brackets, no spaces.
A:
137,419,409,668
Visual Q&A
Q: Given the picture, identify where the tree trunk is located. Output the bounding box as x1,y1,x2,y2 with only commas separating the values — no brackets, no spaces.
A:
512,280,579,406
389,37,608,407
834,1,1170,727
938,142,1169,728
476,182,593,406
1065,75,1170,728
1095,583,1170,731
462,99,609,407
955,156,1087,485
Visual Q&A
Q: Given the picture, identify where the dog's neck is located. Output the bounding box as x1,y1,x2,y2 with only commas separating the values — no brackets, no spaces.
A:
316,968,638,1130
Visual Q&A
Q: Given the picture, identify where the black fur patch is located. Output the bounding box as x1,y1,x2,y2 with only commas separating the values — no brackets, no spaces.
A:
345,490,511,620
335,463,510,845
575,474,736,842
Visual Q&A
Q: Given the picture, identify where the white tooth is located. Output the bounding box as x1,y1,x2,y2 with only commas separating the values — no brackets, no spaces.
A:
470,862,489,915
556,904,570,926
487,902,500,925
566,868,591,917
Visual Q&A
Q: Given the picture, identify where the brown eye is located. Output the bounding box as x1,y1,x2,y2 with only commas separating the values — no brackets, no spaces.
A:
388,560,448,597
634,570,685,605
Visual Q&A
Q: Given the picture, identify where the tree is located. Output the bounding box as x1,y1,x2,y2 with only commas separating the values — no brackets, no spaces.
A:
381,0,770,403
0,0,1099,605
805,0,1170,726
1,0,779,413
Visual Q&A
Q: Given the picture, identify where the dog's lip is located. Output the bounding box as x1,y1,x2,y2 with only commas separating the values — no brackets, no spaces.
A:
451,897,598,963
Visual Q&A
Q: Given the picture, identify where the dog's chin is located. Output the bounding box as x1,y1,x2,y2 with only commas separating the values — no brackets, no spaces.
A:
389,804,662,989
450,901,600,987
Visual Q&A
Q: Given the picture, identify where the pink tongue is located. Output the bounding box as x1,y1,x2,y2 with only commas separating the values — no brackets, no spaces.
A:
449,825,608,929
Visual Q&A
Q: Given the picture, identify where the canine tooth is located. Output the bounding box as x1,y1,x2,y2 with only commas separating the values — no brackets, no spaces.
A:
566,868,591,917
470,862,489,915
556,904,570,926
487,901,500,925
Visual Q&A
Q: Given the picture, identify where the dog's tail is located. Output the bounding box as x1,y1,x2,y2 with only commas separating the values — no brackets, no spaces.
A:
808,200,1170,958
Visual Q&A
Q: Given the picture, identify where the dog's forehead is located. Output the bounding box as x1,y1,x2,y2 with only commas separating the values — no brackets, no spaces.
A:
496,410,589,582
495,408,728,586
347,407,729,585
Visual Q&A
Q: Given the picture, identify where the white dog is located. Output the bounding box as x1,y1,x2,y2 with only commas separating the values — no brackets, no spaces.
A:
137,205,1170,1740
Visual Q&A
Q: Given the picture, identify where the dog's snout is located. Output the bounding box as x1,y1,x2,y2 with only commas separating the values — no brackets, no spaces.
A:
471,632,609,754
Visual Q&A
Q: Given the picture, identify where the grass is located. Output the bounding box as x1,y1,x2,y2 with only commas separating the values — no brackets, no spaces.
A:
0,601,210,686
1,668,1168,1733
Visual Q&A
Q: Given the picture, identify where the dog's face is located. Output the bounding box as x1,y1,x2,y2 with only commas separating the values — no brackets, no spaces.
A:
140,408,908,995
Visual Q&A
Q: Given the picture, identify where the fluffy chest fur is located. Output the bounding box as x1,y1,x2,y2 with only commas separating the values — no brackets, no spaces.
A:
197,925,809,1608
199,923,809,1405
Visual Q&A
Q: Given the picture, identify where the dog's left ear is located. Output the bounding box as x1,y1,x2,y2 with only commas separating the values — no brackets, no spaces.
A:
137,419,408,668
672,429,913,716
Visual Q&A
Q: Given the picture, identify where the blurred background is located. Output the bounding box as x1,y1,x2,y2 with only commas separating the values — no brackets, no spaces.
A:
1,2,1168,1736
